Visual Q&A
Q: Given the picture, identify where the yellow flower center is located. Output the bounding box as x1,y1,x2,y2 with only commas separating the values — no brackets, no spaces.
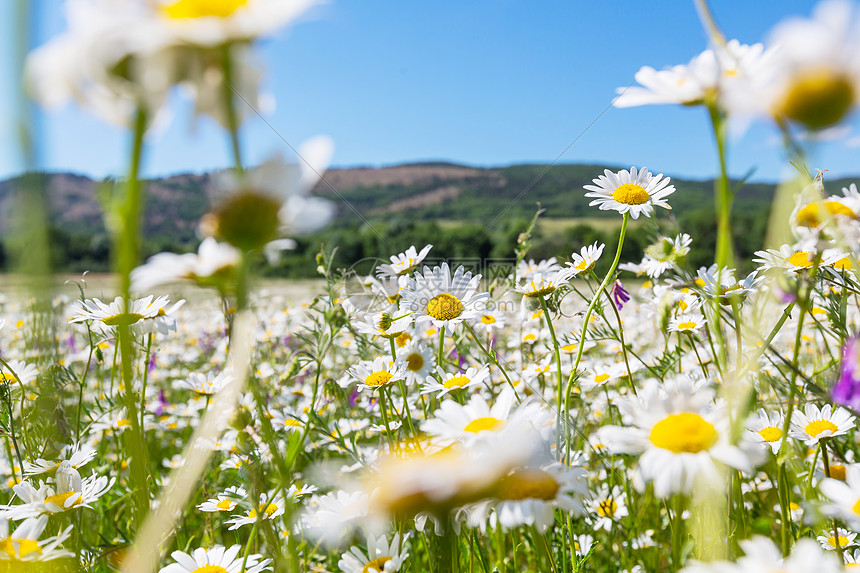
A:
45,490,79,508
102,313,144,327
778,69,856,130
117,419,131,427
758,426,783,443
524,280,556,298
833,257,853,271
464,417,506,433
215,499,236,511
805,419,838,438
406,353,424,372
481,315,496,324
162,0,248,19
395,332,411,347
676,321,697,331
192,566,229,573
364,371,394,388
362,557,393,573
612,183,650,205
828,534,851,548
247,503,278,519
830,464,847,481
597,499,617,517
0,373,15,384
496,468,560,501
786,251,814,268
443,375,471,389
650,413,717,453
593,373,610,385
283,418,303,428
852,498,860,515
426,294,464,321
0,538,41,559
796,201,856,227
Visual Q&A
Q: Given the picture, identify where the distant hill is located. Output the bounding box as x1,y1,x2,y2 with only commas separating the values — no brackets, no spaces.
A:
3,162,855,235
0,163,856,276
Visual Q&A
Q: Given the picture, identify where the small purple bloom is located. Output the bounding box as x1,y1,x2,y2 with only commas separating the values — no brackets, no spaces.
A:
156,390,169,416
148,352,157,373
65,334,76,352
833,336,860,413
612,281,630,310
348,387,359,408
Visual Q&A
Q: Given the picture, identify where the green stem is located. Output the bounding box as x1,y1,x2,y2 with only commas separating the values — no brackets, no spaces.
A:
564,213,629,464
707,102,734,268
222,45,244,173
538,295,564,412
117,105,150,527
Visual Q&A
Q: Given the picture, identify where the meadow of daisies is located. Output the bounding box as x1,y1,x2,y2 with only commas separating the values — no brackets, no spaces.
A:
6,0,860,572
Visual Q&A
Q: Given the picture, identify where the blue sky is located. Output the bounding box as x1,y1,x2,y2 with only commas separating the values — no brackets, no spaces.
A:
3,0,859,182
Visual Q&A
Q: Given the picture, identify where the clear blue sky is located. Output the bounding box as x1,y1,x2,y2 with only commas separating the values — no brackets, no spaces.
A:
3,0,859,183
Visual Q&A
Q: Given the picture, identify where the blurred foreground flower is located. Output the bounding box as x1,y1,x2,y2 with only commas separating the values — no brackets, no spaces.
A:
26,0,320,127
200,138,334,251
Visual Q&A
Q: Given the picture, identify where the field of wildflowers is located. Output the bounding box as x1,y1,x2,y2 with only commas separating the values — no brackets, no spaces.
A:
5,0,860,571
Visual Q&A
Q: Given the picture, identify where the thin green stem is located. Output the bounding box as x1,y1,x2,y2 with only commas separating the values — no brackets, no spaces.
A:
564,213,629,464
538,295,564,412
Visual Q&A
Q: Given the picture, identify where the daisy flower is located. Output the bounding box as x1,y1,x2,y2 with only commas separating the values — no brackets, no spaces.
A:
820,464,860,528
396,342,435,385
789,403,855,445
197,486,247,513
640,234,692,278
753,243,844,274
349,357,406,392
158,545,271,573
697,265,764,306
0,360,38,387
668,313,707,334
588,485,628,532
300,490,371,548
132,238,240,294
175,370,235,395
614,39,772,108
377,244,433,278
583,167,675,219
400,263,490,329
202,146,333,251
474,310,506,334
421,365,490,397
338,532,410,573
354,310,414,340
421,387,554,446
468,462,589,532
567,242,605,276
0,515,72,562
746,409,785,454
68,295,170,334
516,268,575,298
740,0,860,130
598,377,762,497
225,492,286,530
6,473,115,519
516,258,562,283
579,362,628,392
24,442,97,477
818,527,857,550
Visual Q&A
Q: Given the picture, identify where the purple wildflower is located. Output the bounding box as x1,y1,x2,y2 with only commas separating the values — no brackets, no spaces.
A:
612,281,630,310
833,336,860,414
